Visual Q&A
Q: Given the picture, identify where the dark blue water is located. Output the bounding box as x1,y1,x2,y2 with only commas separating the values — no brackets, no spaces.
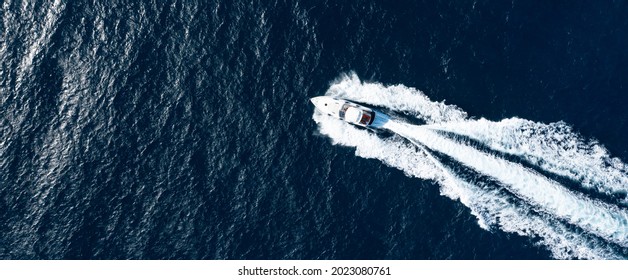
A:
1,0,626,259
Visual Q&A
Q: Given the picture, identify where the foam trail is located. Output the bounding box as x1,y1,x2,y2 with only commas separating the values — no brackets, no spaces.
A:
426,119,628,201
313,113,443,181
313,73,628,258
327,73,467,123
326,74,628,199
385,121,628,247
417,144,617,259
313,111,621,259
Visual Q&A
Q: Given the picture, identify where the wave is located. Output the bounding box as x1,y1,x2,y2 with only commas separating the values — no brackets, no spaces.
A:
327,73,467,124
387,122,628,246
427,119,628,203
312,74,628,259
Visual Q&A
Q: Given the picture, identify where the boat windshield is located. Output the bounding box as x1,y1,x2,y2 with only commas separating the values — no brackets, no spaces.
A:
339,103,351,119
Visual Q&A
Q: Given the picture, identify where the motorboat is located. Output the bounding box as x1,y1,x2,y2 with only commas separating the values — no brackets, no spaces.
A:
310,96,376,127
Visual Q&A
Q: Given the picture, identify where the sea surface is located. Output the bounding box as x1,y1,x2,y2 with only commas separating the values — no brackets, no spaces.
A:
1,0,627,259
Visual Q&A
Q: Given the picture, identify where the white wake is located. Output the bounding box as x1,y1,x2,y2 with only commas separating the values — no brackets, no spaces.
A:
312,74,628,259
427,119,628,202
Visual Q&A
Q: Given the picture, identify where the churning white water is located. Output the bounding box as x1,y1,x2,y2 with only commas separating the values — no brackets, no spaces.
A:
312,74,628,259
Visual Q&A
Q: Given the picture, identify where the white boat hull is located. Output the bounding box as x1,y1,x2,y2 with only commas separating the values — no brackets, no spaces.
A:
310,96,376,128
